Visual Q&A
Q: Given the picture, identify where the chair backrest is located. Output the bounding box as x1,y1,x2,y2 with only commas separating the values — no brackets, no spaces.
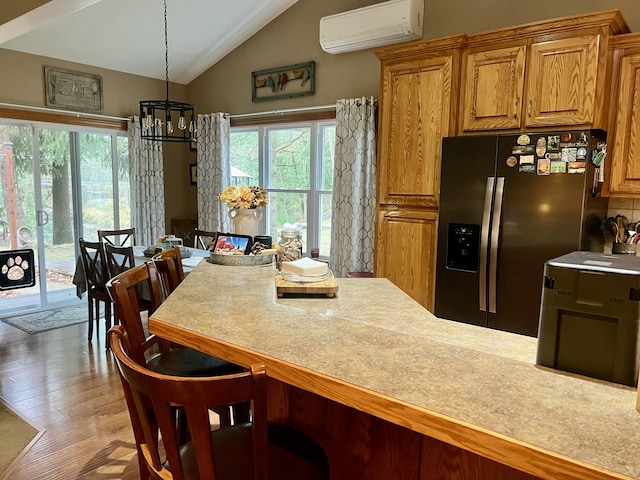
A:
104,244,135,279
106,263,164,366
79,238,109,290
193,228,218,250
151,246,185,297
98,227,136,247
109,325,269,480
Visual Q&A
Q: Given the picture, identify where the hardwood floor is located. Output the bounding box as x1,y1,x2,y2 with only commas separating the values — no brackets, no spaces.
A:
0,318,139,479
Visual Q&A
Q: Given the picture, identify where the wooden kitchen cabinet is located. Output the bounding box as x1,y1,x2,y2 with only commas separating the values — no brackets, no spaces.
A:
375,36,464,209
460,11,627,133
605,35,640,196
374,36,463,310
525,35,599,127
461,45,526,131
375,208,438,311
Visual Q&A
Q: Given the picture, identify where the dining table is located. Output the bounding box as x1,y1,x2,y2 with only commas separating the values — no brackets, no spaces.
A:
72,245,209,297
148,259,640,480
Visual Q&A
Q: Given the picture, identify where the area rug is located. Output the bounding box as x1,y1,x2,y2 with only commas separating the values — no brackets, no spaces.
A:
0,398,43,479
1,304,90,334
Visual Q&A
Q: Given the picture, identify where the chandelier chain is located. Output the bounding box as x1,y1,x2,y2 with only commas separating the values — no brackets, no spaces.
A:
164,0,169,99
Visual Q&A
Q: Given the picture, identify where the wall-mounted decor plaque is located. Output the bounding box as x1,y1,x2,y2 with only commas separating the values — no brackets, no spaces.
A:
44,66,103,112
252,61,315,103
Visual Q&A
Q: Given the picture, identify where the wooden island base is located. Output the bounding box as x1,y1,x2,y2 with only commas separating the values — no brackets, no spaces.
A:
267,379,537,480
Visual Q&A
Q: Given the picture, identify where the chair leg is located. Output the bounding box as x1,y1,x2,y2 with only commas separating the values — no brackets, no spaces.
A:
87,296,94,341
104,300,112,350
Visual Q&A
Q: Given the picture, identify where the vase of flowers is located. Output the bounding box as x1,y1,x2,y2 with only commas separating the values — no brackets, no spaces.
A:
219,185,268,237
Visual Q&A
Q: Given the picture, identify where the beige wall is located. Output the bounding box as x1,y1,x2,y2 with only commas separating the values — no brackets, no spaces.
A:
2,0,640,231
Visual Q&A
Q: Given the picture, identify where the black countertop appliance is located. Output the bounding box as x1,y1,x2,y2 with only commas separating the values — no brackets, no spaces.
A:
536,251,640,386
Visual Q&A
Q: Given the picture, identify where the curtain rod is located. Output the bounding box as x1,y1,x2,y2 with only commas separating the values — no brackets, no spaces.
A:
230,104,336,119
0,102,129,121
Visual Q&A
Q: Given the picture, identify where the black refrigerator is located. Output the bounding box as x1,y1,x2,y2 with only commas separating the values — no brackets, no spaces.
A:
434,130,608,337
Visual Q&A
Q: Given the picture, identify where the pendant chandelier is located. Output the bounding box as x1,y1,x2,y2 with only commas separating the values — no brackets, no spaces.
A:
139,0,196,143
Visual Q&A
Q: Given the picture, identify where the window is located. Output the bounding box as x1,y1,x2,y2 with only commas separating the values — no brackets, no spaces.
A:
230,120,335,256
0,119,128,312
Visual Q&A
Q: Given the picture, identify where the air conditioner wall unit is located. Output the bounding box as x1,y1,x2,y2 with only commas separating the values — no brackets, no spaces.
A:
319,0,423,54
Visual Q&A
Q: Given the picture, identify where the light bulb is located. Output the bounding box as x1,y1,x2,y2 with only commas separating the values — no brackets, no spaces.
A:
189,121,197,134
145,112,154,128
177,115,187,130
166,120,174,134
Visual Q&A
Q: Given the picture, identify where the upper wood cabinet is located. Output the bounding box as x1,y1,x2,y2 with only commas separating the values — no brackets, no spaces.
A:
461,45,526,131
604,35,640,196
460,10,627,133
526,35,599,127
376,36,464,208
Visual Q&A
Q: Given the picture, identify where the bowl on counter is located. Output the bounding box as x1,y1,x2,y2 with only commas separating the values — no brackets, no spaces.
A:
208,252,274,266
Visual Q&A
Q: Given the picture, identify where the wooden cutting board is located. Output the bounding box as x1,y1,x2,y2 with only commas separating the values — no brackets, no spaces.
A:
275,271,338,297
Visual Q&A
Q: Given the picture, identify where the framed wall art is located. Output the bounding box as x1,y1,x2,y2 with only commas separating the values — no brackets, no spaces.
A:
44,66,103,112
190,163,197,185
252,61,315,103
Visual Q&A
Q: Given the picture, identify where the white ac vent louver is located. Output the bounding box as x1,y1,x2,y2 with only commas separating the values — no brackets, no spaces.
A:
319,0,423,54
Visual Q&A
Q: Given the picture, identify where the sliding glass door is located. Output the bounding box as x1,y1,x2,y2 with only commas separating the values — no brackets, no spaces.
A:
0,122,128,316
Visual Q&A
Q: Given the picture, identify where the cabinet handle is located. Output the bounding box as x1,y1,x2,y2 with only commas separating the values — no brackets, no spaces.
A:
514,103,517,119
528,100,532,118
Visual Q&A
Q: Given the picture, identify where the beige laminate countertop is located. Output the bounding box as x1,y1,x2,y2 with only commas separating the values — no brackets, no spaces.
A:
149,260,640,480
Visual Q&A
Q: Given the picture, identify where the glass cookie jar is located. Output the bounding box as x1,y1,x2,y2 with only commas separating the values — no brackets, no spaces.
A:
277,227,303,270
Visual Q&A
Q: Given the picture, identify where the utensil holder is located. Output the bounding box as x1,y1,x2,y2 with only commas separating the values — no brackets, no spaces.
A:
612,243,637,255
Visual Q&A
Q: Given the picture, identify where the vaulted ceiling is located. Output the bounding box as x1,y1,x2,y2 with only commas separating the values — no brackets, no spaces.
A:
0,0,299,84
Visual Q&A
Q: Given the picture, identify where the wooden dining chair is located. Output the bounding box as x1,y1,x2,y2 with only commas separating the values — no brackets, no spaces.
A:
98,227,136,247
109,325,330,480
106,262,244,377
78,238,112,342
104,244,135,279
151,246,185,299
193,228,218,250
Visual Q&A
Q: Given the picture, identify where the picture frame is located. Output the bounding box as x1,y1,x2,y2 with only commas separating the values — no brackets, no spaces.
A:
212,233,253,255
189,163,197,185
252,61,315,103
44,66,103,112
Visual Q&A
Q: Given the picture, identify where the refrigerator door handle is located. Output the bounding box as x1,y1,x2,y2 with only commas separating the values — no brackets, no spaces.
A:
479,177,494,312
489,177,505,313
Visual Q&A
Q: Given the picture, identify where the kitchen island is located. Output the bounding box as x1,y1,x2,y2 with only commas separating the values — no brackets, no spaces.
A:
149,260,640,480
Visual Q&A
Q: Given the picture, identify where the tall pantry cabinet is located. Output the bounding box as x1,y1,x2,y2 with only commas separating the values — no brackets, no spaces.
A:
374,36,465,310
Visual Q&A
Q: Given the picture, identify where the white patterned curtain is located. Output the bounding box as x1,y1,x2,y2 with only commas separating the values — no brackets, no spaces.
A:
127,116,165,245
329,97,378,277
197,113,231,232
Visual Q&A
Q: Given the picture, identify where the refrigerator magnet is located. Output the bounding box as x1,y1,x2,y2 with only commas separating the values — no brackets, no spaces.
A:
561,132,572,142
568,161,586,174
536,145,546,157
550,161,566,173
519,154,534,165
517,134,530,145
537,158,550,175
519,164,535,173
577,131,589,145
576,147,587,159
506,156,518,167
548,136,560,150
536,137,546,146
561,148,577,162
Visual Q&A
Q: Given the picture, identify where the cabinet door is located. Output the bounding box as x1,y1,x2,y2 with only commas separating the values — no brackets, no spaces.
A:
461,45,526,131
608,53,640,195
378,55,453,208
525,35,599,127
376,208,438,311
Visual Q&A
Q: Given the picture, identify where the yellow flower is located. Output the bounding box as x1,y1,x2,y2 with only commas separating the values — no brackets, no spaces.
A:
219,185,268,209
